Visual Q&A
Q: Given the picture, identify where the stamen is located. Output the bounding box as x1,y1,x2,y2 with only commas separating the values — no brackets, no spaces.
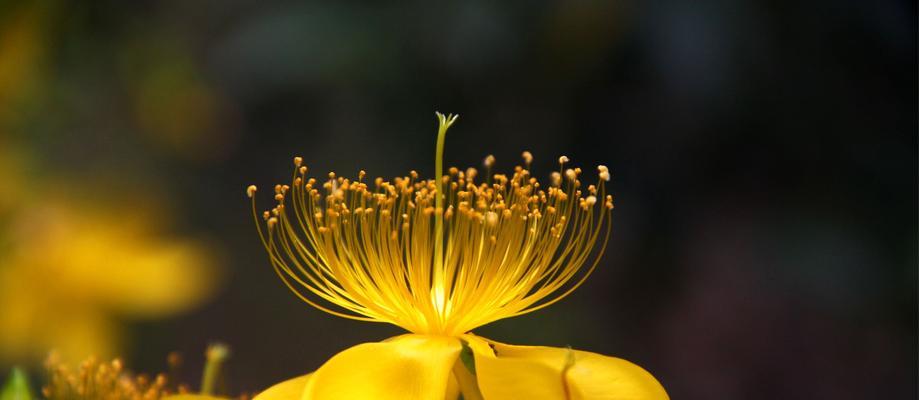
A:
248,115,613,335
483,155,495,168
522,151,533,166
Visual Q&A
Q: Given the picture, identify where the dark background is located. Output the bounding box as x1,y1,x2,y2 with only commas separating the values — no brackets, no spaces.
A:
0,1,916,399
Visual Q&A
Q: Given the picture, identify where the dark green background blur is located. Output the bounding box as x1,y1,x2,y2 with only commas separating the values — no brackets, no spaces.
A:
1,1,916,399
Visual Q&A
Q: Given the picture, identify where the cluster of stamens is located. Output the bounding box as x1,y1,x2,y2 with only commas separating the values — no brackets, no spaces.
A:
42,353,187,400
249,149,613,336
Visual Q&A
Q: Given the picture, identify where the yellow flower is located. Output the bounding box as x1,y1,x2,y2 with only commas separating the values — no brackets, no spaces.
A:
0,187,219,364
247,113,668,399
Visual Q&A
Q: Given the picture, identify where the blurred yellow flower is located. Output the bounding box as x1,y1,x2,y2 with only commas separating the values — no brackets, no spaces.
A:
247,114,668,399
0,148,220,364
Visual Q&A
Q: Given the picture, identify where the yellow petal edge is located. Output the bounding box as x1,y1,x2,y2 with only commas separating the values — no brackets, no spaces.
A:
254,334,667,400
301,334,461,400
253,374,312,400
467,335,669,400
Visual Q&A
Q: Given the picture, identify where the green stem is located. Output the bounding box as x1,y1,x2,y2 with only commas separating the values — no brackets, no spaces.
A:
1,367,32,400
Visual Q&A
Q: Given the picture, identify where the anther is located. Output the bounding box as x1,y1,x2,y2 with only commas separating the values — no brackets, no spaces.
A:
267,217,278,229
522,151,533,165
483,155,495,168
486,211,498,227
559,155,569,164
466,168,478,181
565,169,577,181
294,156,303,167
598,165,610,181
246,185,257,198
551,172,562,186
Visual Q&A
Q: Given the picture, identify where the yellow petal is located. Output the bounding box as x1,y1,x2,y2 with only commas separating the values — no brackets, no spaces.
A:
467,336,668,400
253,374,312,400
162,396,228,400
302,334,461,400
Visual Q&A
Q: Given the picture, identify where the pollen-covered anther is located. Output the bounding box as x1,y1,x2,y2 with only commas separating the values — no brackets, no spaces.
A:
559,155,569,164
486,211,498,227
550,171,562,186
246,185,258,198
596,165,611,181
565,168,577,181
267,217,278,229
482,155,497,169
522,151,533,165
466,167,478,181
293,156,303,167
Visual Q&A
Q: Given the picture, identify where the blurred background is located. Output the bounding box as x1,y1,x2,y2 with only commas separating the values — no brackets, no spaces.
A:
0,1,915,399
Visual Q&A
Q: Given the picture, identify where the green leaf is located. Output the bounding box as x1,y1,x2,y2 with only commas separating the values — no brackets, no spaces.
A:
0,368,32,400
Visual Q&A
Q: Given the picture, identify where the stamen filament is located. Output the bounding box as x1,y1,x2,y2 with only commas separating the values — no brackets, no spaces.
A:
248,115,614,336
